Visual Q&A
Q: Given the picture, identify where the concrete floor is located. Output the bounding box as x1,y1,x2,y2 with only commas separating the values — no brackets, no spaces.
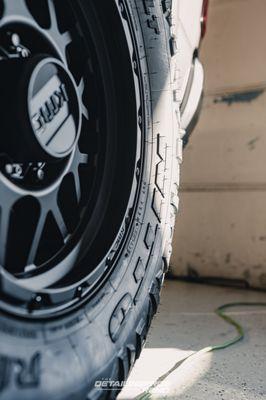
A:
119,280,266,399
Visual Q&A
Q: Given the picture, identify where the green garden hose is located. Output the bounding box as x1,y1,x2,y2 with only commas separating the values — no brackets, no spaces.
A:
135,302,266,400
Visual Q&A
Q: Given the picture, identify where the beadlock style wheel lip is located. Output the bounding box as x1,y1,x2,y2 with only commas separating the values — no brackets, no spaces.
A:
0,0,144,318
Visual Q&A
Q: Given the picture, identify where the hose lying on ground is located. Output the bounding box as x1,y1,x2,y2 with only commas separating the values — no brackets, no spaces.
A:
135,302,266,400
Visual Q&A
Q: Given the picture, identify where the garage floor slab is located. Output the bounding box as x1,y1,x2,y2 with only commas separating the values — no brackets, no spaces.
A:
119,280,266,399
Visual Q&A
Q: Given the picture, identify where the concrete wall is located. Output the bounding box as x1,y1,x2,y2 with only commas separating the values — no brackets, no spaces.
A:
171,0,266,289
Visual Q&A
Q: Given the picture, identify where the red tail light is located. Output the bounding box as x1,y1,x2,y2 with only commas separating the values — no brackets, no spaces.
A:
201,0,209,39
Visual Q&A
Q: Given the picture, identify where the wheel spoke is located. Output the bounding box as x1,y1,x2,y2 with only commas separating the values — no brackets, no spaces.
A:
2,0,32,19
61,30,72,47
47,0,57,30
51,203,68,239
78,78,89,119
78,151,89,165
0,205,11,265
0,187,19,266
68,150,89,203
72,171,82,202
47,0,71,62
26,211,47,266
81,105,89,120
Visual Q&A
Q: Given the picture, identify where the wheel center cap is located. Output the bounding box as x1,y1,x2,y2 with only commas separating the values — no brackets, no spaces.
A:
28,57,81,160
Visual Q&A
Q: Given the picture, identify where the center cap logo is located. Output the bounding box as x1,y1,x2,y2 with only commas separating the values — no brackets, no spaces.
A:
32,83,69,134
28,57,80,159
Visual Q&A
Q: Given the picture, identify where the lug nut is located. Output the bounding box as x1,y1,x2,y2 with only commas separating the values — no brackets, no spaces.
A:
10,33,20,47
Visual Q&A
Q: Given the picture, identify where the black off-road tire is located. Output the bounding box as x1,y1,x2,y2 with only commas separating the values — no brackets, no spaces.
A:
0,1,182,399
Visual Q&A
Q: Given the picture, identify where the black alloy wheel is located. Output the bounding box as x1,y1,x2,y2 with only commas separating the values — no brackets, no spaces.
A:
0,0,139,317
